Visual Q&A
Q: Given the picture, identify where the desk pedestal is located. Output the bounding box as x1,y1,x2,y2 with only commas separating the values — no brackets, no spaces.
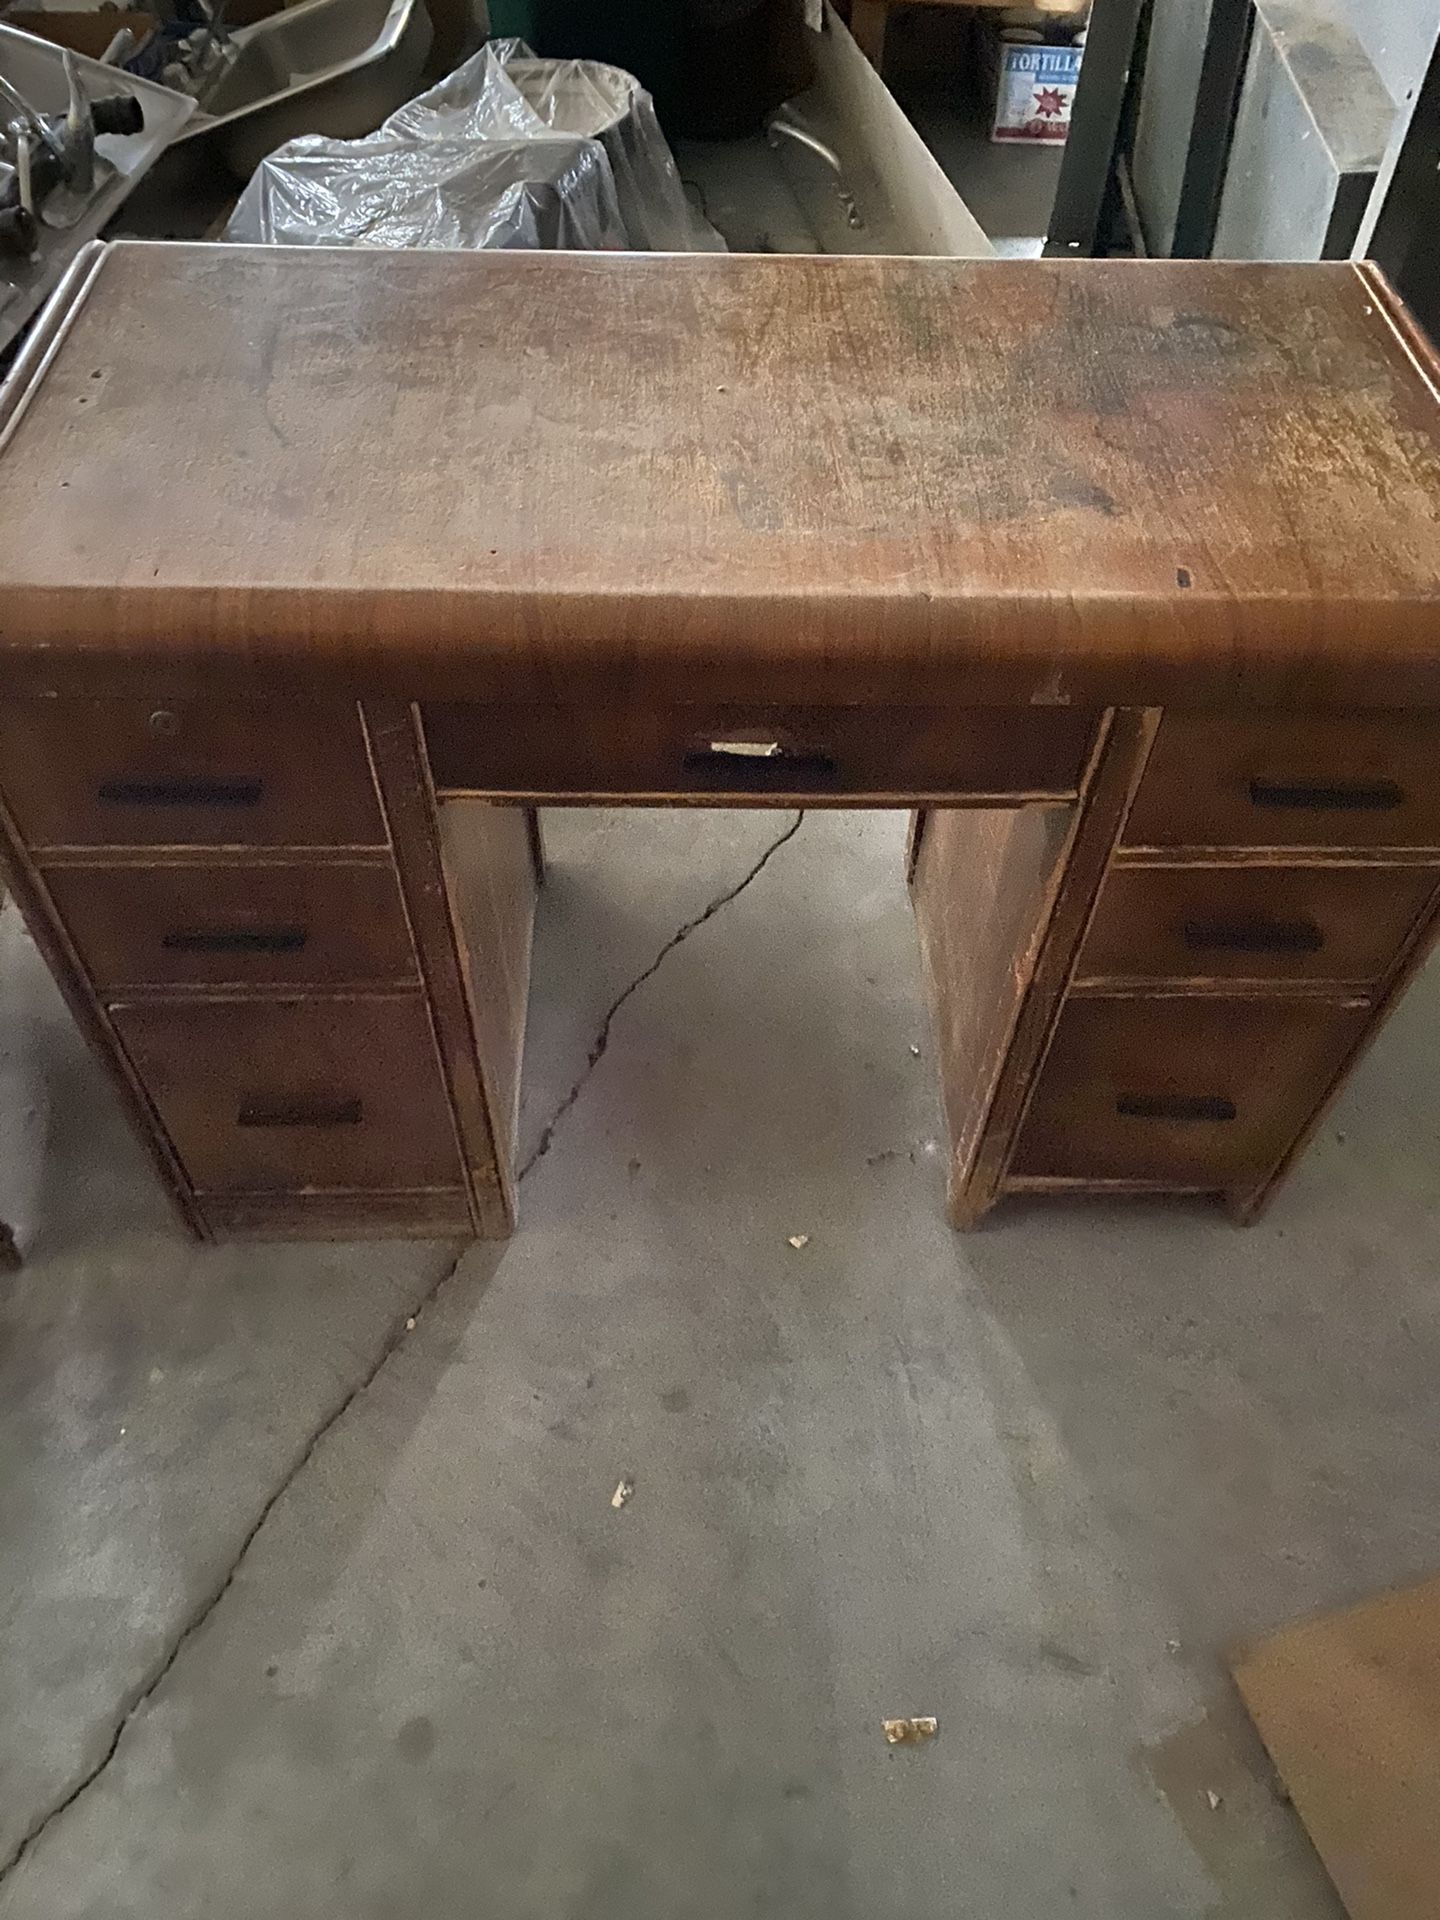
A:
2,697,1437,1238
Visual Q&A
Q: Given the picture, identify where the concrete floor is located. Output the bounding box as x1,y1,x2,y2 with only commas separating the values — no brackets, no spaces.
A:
3,807,1439,1916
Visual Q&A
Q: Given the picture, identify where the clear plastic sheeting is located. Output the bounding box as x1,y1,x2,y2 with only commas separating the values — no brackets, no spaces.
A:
226,37,721,251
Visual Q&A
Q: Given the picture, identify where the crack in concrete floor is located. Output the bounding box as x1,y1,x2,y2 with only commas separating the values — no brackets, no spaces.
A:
0,1249,465,1887
0,809,807,1893
520,811,805,1178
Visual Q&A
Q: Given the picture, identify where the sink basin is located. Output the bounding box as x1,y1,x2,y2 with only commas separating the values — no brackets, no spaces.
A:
0,23,195,352
179,0,431,177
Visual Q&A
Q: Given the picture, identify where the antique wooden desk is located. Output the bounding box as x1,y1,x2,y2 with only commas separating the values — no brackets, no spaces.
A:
1,241,1438,1241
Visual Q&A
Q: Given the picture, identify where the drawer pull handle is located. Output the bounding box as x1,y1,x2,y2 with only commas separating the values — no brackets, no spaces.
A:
162,927,308,956
683,741,838,789
1248,778,1403,813
98,777,263,809
1116,1093,1237,1123
237,1098,362,1129
1181,917,1323,955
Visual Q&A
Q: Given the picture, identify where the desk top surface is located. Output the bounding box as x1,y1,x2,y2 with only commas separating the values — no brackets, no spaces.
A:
2,241,1439,705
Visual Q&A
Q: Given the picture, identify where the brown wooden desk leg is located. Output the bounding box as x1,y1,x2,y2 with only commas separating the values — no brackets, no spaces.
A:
923,704,1440,1225
0,696,533,1244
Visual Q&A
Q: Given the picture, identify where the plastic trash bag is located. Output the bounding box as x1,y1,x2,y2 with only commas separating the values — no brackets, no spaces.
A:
226,37,722,251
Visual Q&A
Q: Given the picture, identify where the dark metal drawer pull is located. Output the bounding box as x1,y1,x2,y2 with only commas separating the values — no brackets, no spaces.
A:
1248,778,1403,813
98,777,264,809
1181,917,1323,955
237,1098,362,1129
162,927,308,956
1116,1093,1237,1123
683,741,839,788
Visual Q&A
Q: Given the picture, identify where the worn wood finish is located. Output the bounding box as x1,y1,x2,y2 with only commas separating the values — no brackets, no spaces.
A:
4,246,1440,710
0,785,208,1240
1000,697,1440,1215
1074,863,1440,991
1123,713,1440,855
198,1189,475,1240
912,707,1160,1226
4,249,1440,1238
437,801,537,1167
40,858,418,992
423,703,1100,806
912,801,1076,1216
110,995,462,1195
0,698,387,850
1009,995,1371,1193
362,703,514,1237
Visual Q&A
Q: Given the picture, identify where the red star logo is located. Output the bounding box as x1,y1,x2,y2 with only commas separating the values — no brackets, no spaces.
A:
1034,87,1066,116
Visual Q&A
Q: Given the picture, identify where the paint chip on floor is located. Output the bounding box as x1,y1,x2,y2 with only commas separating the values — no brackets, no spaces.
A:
882,1716,938,1746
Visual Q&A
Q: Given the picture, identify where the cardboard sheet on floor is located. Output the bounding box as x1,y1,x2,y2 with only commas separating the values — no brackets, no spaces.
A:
1230,1572,1440,1920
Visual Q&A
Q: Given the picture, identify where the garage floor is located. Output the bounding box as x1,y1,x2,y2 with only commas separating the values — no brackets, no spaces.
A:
3,806,1438,1917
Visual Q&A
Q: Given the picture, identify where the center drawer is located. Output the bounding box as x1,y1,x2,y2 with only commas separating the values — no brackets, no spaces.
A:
1011,996,1369,1189
422,704,1102,805
44,860,419,991
111,996,461,1194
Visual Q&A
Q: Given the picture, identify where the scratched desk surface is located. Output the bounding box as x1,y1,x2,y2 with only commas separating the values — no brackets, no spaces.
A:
1,242,1438,704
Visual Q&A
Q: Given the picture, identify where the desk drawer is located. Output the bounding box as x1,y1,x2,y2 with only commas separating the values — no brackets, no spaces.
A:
1123,714,1440,852
1075,864,1440,990
1011,996,1368,1188
111,996,460,1194
44,861,419,991
0,700,386,850
422,704,1101,804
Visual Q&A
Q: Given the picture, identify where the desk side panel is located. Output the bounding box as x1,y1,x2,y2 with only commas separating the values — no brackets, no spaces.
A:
362,702,519,1237
437,800,537,1176
912,709,1159,1224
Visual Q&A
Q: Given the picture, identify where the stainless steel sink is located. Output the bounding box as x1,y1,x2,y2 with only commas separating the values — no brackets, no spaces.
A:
178,0,431,177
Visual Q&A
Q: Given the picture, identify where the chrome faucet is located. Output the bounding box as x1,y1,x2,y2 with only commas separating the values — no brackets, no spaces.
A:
766,108,864,231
